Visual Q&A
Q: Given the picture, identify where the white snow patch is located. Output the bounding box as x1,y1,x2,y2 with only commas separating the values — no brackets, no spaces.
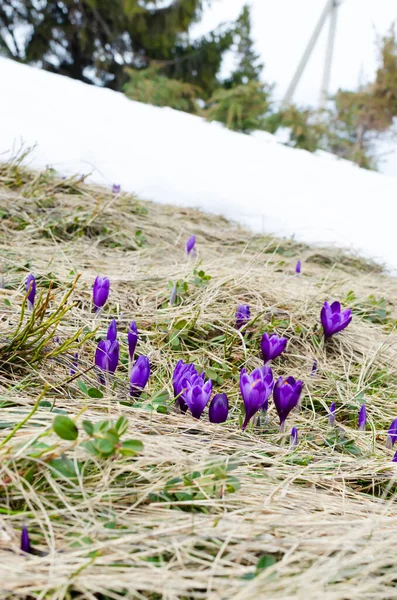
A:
1,57,397,271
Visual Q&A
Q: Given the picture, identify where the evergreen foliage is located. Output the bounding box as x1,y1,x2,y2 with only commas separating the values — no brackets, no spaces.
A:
225,4,263,87
0,0,232,92
206,81,271,133
124,66,201,113
205,5,271,133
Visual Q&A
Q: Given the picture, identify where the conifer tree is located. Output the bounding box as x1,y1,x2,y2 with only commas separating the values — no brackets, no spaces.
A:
226,3,264,87
0,0,233,93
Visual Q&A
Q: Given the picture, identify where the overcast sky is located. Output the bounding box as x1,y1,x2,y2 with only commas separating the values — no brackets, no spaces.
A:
194,0,397,175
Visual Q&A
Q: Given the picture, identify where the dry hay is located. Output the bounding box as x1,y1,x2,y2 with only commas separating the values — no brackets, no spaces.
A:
1,159,397,599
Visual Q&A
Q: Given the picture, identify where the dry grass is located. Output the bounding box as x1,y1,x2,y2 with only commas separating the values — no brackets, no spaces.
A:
1,158,397,599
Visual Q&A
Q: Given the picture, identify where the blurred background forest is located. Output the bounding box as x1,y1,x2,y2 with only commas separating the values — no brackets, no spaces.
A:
1,0,396,170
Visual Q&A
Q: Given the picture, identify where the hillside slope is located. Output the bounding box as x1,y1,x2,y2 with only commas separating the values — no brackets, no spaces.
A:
2,57,397,270
1,160,397,599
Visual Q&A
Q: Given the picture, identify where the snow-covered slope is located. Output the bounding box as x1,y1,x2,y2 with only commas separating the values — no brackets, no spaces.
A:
1,57,397,270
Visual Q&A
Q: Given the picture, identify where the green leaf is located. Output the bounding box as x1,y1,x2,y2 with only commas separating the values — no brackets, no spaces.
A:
95,438,115,455
256,555,277,572
87,387,104,399
82,420,94,436
39,400,52,408
49,458,82,480
77,380,88,394
115,416,128,435
103,429,120,445
81,440,100,457
53,415,78,441
3,298,11,307
120,439,144,455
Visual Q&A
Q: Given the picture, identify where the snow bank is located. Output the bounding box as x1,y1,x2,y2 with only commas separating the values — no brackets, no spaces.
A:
1,57,397,270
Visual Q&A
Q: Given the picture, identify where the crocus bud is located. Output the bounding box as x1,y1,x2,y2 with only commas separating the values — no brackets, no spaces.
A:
107,318,117,342
25,274,36,309
20,525,31,554
321,301,352,339
186,235,196,255
273,376,303,431
70,352,78,376
328,401,336,426
236,304,250,330
386,418,397,448
112,184,121,194
93,276,110,312
240,366,274,430
290,427,298,447
392,451,397,463
209,393,229,424
130,355,150,398
183,374,212,419
311,360,317,376
358,404,366,431
95,339,119,375
128,321,138,361
170,283,177,306
261,332,287,363
295,260,301,275
173,360,197,413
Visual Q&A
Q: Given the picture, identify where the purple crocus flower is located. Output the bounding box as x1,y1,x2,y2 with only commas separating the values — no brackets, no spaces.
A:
290,427,298,447
20,525,31,554
170,283,178,306
182,373,212,419
25,274,36,308
358,404,367,431
93,276,110,312
273,376,303,431
329,401,336,426
311,360,317,376
386,418,397,448
295,260,301,275
107,319,117,342
95,339,119,375
240,366,274,430
261,333,288,363
209,393,229,424
321,301,352,339
130,355,150,398
392,451,397,463
112,184,121,194
128,321,138,361
236,304,250,330
70,352,78,376
186,235,196,256
172,360,198,413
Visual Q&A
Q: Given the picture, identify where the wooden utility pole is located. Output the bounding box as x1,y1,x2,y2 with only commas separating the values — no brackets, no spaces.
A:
282,0,341,108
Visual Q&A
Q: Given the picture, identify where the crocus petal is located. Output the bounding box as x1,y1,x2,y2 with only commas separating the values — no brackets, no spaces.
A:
321,300,352,338
290,427,298,447
128,321,138,361
25,274,36,308
130,355,150,397
209,393,229,424
328,402,336,426
358,404,367,431
186,235,196,255
20,525,31,554
93,276,110,311
240,365,274,430
107,319,117,342
273,376,303,428
386,418,397,448
236,304,250,330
